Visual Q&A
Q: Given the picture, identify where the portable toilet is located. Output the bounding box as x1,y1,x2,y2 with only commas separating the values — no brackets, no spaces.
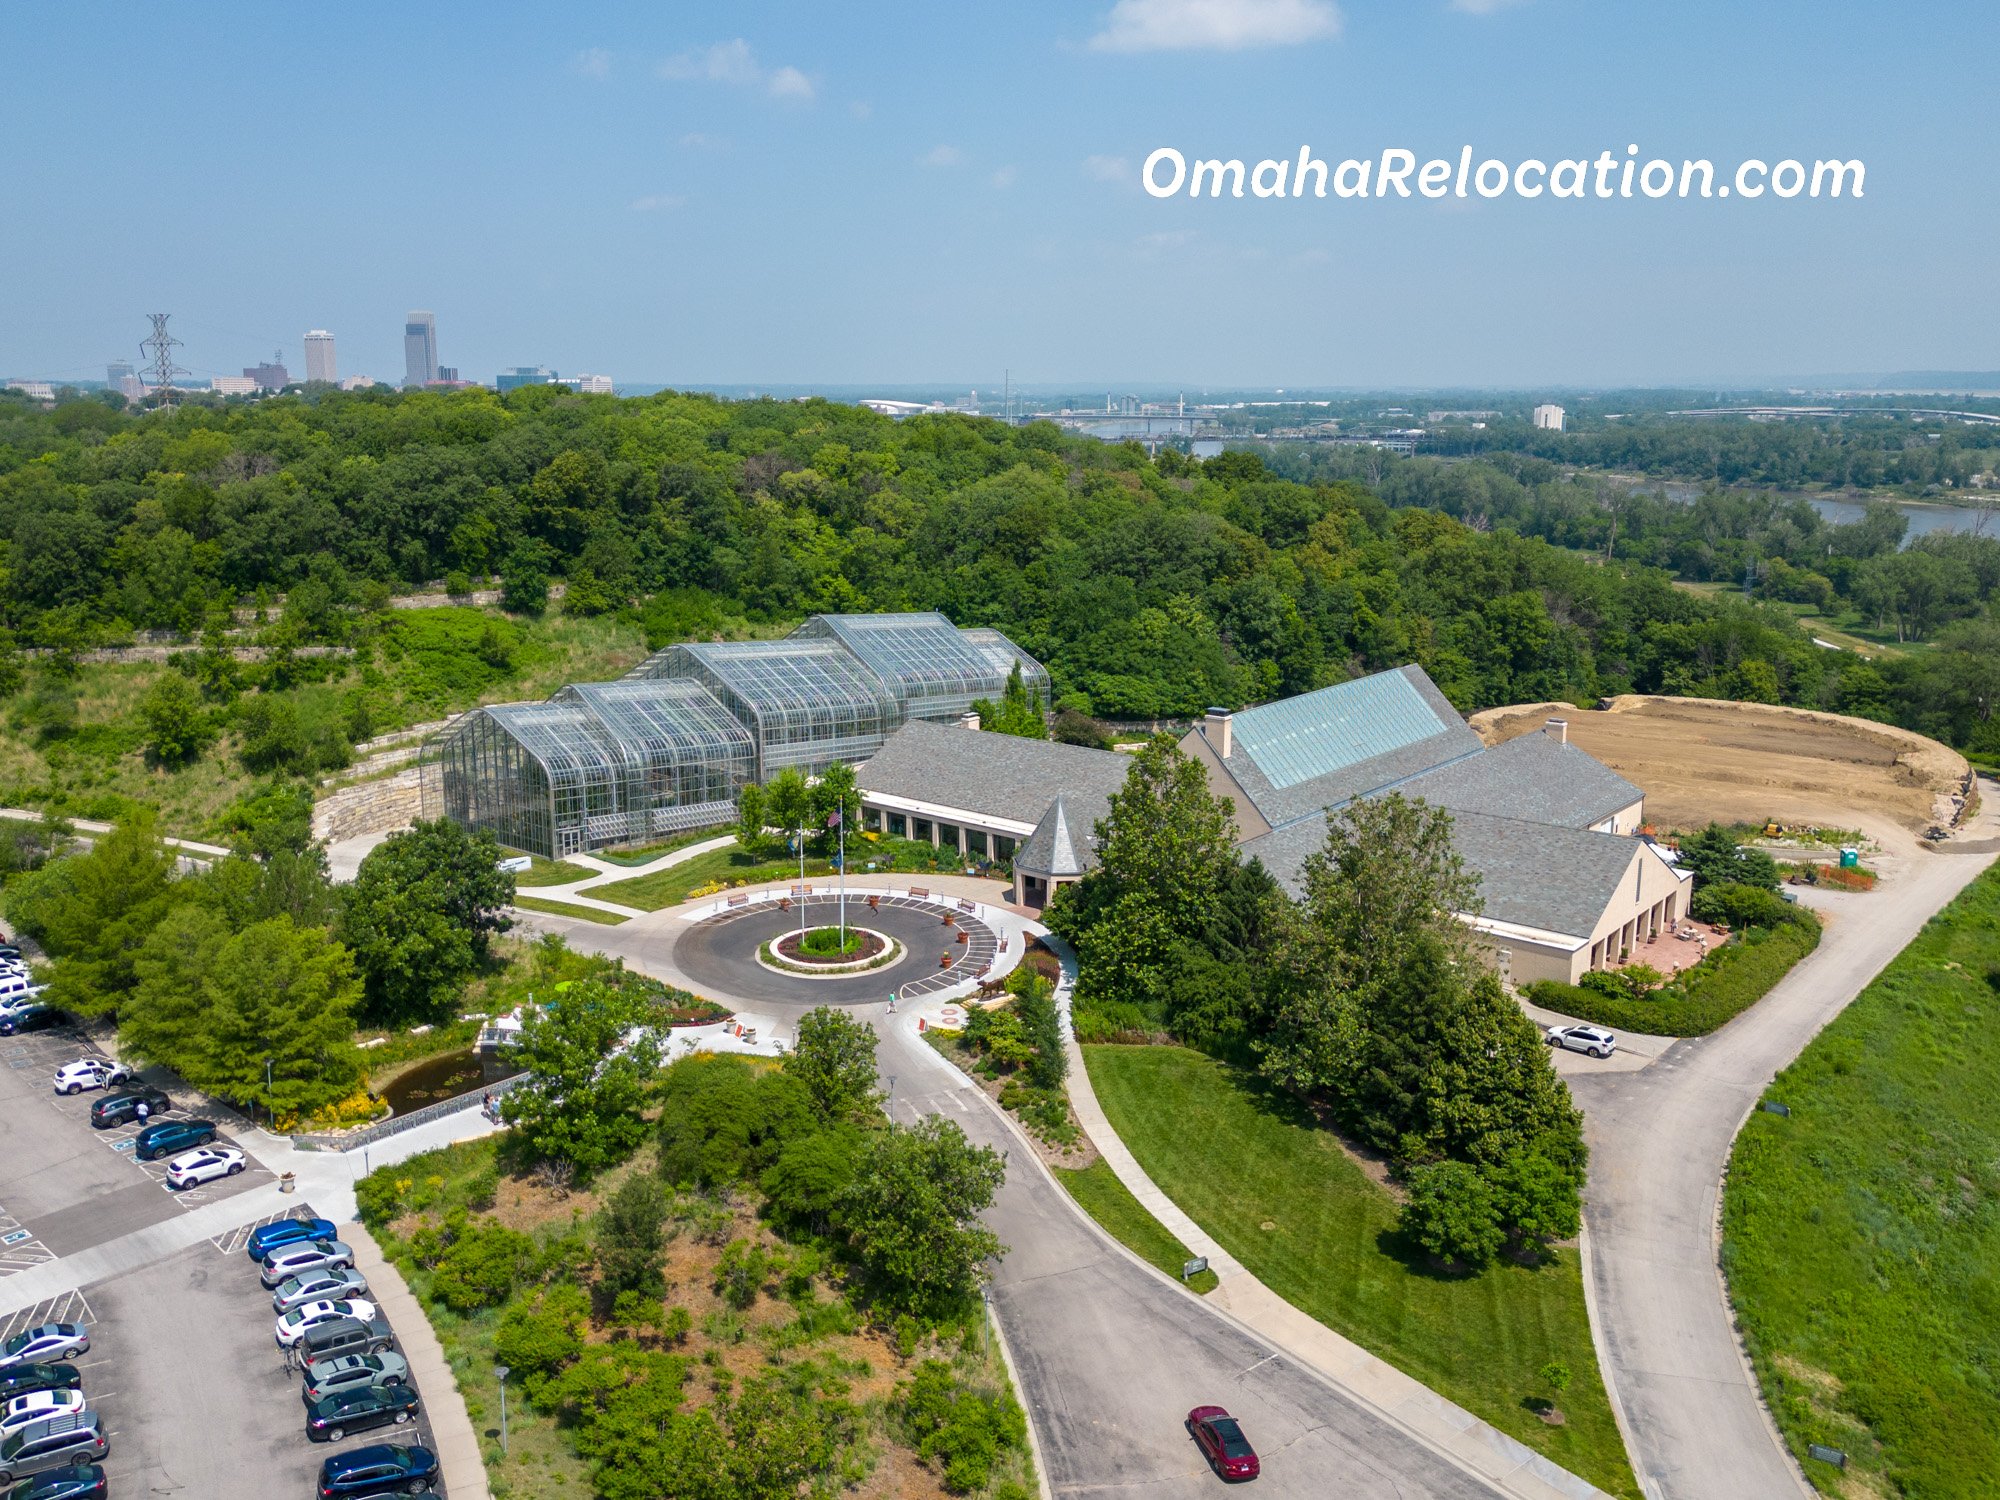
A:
1839,847,1860,869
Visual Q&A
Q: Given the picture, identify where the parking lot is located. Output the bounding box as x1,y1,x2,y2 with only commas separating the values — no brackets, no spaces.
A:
0,1023,446,1496
0,1023,272,1260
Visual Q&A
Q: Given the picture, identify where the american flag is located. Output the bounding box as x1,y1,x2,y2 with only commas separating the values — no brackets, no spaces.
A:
826,808,842,828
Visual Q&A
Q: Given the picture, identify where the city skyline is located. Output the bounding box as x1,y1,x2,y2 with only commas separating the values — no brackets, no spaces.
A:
1,2,1993,387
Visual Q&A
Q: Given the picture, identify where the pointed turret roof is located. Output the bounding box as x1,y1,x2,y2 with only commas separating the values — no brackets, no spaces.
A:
1017,793,1090,879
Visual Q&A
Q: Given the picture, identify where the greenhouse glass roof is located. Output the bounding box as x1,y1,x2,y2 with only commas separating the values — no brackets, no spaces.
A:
553,678,756,764
632,638,901,723
793,612,1016,708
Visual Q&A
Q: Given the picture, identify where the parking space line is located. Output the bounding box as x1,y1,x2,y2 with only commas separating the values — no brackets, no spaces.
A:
0,1288,93,1342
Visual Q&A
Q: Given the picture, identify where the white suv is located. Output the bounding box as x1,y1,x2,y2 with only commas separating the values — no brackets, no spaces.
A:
52,1059,136,1096
164,1146,246,1190
1546,1024,1617,1059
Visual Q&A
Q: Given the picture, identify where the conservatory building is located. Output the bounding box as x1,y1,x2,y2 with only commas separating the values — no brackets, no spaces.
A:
422,612,1048,860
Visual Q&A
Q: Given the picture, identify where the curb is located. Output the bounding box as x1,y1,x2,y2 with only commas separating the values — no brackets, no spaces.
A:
345,1224,491,1500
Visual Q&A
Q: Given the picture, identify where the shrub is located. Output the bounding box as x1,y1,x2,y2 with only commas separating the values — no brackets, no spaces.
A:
493,1282,589,1385
429,1215,536,1312
895,1359,1028,1494
1524,914,1820,1036
1399,1160,1505,1268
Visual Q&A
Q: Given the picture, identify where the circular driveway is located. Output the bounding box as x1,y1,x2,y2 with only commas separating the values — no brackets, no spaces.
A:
672,896,996,1006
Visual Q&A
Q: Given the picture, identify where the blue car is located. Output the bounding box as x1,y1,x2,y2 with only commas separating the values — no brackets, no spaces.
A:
245,1217,338,1262
316,1444,437,1498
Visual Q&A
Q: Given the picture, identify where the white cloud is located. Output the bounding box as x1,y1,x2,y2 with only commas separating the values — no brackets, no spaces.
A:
991,165,1019,189
630,193,687,212
767,65,815,101
658,39,813,100
1088,0,1341,52
571,47,612,79
919,144,964,168
1449,0,1527,11
1083,154,1130,182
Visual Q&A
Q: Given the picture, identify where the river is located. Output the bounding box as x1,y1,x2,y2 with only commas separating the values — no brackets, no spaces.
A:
1644,481,1991,544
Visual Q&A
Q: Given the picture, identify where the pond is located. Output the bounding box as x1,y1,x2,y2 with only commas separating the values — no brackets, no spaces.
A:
379,1046,524,1117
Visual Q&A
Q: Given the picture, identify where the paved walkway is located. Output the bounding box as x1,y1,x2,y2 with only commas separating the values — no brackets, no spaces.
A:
350,1225,490,1500
1035,938,1612,1500
1571,786,2000,1500
0,806,228,861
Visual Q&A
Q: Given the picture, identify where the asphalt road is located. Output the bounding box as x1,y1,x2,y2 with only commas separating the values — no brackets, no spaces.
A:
879,1019,1501,1498
672,896,992,1005
1571,800,2000,1500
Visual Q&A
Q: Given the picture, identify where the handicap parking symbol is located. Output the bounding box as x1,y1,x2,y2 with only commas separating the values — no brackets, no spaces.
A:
111,1140,136,1154
1,1230,31,1245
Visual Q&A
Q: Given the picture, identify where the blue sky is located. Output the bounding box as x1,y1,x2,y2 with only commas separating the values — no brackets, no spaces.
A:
3,0,1994,390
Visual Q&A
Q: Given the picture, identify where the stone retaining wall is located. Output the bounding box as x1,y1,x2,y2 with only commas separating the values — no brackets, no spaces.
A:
314,765,424,842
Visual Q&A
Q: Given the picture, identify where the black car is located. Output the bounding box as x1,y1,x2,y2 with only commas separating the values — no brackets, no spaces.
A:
304,1383,420,1444
0,1368,79,1406
1,1462,105,1500
132,1119,217,1162
88,1087,171,1129
0,1006,63,1038
316,1443,437,1496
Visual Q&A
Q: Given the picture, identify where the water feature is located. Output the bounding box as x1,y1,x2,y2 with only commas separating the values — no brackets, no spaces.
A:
379,1046,524,1117
1634,480,1990,544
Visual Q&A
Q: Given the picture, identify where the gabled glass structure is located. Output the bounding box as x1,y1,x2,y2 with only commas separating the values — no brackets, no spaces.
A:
629,639,899,776
423,613,1046,859
792,612,1049,723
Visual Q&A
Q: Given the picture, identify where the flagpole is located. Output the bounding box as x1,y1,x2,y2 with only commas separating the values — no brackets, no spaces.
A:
839,810,847,946
798,821,806,938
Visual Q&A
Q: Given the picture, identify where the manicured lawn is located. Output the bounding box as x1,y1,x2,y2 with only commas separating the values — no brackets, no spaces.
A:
1054,1159,1220,1294
508,857,598,887
1086,1044,1640,1498
590,843,839,910
1723,864,2000,1498
588,828,727,866
509,893,630,924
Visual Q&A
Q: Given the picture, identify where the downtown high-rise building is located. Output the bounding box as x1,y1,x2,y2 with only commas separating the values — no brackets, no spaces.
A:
403,311,438,388
303,330,337,384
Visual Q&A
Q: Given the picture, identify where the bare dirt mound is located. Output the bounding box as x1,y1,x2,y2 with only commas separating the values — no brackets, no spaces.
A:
1468,696,1968,836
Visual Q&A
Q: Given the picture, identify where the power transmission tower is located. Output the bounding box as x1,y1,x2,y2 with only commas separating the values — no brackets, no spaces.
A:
139,313,189,402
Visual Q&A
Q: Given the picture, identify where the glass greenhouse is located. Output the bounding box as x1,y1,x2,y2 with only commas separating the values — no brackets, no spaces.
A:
422,613,1047,859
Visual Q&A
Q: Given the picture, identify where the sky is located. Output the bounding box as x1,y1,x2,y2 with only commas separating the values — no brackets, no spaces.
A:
3,0,1996,391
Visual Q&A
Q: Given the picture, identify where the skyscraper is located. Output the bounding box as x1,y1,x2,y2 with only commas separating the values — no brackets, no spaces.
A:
303,330,337,384
403,311,438,388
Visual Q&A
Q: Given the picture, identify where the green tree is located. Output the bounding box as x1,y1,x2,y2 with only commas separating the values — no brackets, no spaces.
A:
501,979,663,1180
1399,1160,1505,1268
11,814,179,1017
788,1006,879,1121
123,902,231,1078
841,1116,1005,1316
195,916,365,1118
1679,823,1778,892
139,671,210,767
494,1281,589,1383
1010,970,1066,1091
974,662,1048,739
597,1174,669,1298
1049,734,1238,1018
763,766,812,840
734,780,767,850
808,761,862,850
341,819,515,1024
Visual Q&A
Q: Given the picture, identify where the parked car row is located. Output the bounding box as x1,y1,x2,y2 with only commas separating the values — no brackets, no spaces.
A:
0,1320,105,1492
240,1217,438,1497
47,1057,249,1190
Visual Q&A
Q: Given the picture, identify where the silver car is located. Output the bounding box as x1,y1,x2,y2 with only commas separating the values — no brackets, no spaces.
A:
300,1351,410,1404
259,1239,354,1289
273,1266,369,1315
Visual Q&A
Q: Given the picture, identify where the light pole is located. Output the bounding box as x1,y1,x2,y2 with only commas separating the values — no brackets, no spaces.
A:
796,823,807,938
494,1364,510,1455
835,804,846,947
264,1057,273,1124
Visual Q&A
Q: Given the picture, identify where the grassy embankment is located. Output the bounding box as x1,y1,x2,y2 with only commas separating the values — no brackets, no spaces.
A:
1052,1160,1220,1295
591,834,998,912
1723,863,2000,1497
1085,1044,1640,1499
508,894,631,925
0,609,647,840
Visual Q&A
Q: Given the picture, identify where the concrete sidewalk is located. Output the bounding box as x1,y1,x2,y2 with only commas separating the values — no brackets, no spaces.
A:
349,1225,491,1500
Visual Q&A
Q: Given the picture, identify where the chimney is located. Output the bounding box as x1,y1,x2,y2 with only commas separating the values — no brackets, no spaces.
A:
1206,707,1233,759
959,710,981,732
1545,717,1569,745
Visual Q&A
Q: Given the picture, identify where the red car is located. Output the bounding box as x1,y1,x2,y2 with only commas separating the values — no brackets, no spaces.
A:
1188,1405,1260,1481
